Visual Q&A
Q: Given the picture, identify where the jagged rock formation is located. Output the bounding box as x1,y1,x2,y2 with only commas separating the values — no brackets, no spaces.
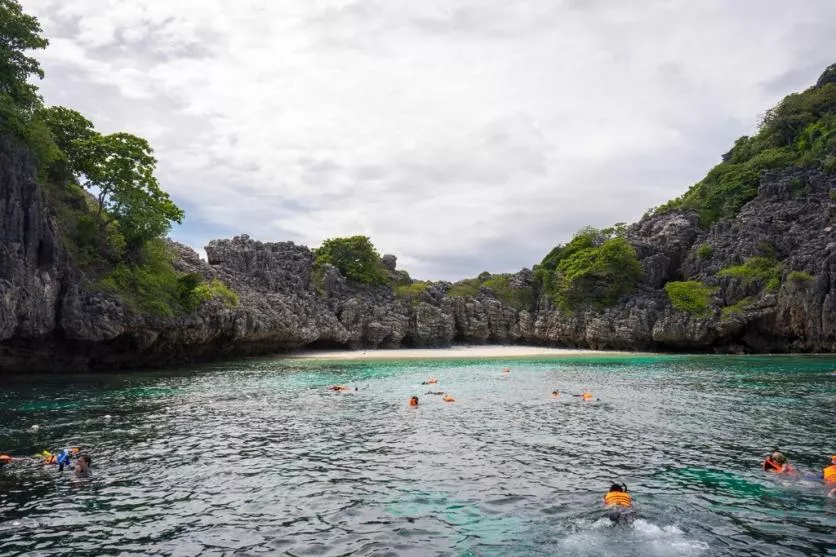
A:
2,120,836,372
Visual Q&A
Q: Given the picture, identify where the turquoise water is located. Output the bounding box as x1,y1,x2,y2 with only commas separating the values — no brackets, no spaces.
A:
0,354,834,556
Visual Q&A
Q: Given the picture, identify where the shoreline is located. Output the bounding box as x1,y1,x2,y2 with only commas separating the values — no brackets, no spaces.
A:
285,345,642,361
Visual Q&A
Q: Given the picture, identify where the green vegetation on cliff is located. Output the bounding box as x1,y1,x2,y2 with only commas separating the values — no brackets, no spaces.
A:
313,236,390,286
0,1,236,316
664,281,716,316
717,256,782,291
653,69,836,227
535,227,641,311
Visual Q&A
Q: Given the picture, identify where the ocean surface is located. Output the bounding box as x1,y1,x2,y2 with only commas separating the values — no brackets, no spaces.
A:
0,354,834,556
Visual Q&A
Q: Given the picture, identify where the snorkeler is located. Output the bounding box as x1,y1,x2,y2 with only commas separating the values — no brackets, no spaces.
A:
40,448,80,471
763,451,796,475
408,396,419,407
603,482,636,525
822,455,836,484
442,393,456,402
74,454,92,479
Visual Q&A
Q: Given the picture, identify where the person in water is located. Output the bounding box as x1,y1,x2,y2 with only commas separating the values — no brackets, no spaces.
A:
551,389,560,398
74,454,92,479
763,451,796,474
603,482,636,525
421,377,438,385
425,391,444,395
328,385,352,392
442,393,456,402
822,455,836,484
408,396,419,407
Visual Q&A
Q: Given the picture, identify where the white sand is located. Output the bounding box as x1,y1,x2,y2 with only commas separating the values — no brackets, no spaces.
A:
288,345,632,361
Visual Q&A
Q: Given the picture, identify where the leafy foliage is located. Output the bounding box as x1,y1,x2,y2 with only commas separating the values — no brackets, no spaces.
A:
0,0,47,115
717,256,782,291
535,227,641,311
721,296,755,318
664,281,716,316
100,241,238,316
787,270,814,286
482,275,535,310
394,281,429,305
0,2,195,317
313,236,389,285
447,278,481,298
654,79,836,227
695,243,713,260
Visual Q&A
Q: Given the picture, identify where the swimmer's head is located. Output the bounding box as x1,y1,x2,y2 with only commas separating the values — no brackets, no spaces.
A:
409,396,419,406
608,483,625,492
771,451,787,464
831,455,836,464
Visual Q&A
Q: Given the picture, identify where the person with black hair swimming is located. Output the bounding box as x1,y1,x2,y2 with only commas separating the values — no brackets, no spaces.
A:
74,454,92,479
603,482,636,525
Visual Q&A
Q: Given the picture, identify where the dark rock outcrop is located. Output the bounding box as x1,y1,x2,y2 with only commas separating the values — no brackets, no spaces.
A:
1,131,834,372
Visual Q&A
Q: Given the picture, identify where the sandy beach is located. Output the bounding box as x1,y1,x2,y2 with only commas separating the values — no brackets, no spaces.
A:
288,345,633,361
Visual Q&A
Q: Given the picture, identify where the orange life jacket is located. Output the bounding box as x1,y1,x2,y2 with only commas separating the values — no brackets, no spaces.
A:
604,491,632,507
763,457,783,472
824,465,836,483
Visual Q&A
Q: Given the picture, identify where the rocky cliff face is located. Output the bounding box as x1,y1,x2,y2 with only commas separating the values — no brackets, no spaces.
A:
1,133,834,372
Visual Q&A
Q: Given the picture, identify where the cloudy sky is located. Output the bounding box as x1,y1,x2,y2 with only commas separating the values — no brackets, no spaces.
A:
24,0,836,280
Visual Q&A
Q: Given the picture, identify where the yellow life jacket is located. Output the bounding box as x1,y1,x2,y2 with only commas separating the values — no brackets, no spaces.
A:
824,465,836,483
604,491,632,507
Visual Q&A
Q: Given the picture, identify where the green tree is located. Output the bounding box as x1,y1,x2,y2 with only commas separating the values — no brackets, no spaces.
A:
0,0,48,115
76,133,184,248
314,236,389,285
38,106,95,166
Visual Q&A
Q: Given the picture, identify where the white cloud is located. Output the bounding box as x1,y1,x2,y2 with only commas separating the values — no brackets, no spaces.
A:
23,0,836,279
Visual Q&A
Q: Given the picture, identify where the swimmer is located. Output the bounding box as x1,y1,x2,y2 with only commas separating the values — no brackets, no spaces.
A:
328,385,352,392
0,454,11,467
502,367,510,374
408,396,419,407
551,389,560,398
421,377,438,385
442,393,456,402
603,482,636,525
582,391,593,401
822,455,836,484
763,451,796,475
74,454,92,479
425,391,444,395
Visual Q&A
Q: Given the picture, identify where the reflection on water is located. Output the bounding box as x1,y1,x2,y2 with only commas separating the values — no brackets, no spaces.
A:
0,354,834,556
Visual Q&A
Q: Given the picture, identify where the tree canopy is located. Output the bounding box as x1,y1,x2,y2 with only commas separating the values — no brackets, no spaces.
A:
0,0,48,115
314,236,389,285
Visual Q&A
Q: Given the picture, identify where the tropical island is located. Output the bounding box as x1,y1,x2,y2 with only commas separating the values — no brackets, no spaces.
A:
0,1,834,372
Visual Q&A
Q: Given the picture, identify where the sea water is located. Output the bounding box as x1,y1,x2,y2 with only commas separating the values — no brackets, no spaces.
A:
0,354,834,556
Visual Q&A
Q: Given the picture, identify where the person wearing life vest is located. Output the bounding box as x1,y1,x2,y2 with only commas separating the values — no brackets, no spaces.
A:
822,455,836,484
40,448,80,471
763,451,795,474
604,483,632,508
604,483,636,525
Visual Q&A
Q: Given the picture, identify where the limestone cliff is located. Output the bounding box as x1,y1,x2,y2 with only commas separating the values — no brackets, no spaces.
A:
1,109,835,373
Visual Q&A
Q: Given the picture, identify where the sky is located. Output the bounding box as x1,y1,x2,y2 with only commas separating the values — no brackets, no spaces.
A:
23,0,836,280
